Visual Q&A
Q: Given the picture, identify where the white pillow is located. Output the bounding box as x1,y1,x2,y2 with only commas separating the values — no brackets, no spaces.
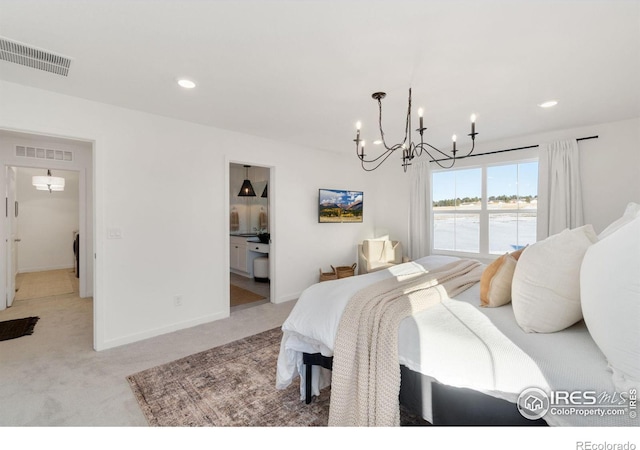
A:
511,225,598,333
599,202,640,240
581,215,640,392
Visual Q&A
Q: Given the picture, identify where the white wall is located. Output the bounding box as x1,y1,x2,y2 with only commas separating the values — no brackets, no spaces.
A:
0,80,376,350
376,116,640,254
577,118,640,232
16,167,79,272
368,155,411,252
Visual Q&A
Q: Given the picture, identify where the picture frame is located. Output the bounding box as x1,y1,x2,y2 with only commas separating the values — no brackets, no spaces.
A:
318,188,363,223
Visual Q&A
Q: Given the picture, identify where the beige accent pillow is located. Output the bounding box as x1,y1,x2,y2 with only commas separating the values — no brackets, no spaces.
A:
480,248,525,307
512,225,598,333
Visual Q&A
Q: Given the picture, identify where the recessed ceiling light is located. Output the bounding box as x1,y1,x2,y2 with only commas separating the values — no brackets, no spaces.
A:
538,100,558,108
177,78,196,89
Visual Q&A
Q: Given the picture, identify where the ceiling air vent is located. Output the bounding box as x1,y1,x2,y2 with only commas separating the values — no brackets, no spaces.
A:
0,36,72,77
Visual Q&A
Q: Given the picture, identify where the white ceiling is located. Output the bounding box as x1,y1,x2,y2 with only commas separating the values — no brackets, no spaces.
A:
1,0,638,154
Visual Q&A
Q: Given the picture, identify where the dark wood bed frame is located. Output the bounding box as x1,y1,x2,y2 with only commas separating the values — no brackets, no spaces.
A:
303,352,547,426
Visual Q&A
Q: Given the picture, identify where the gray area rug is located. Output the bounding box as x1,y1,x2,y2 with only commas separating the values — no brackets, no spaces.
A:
127,327,428,426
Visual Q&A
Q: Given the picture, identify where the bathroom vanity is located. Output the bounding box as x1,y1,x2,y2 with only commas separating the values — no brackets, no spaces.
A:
230,234,269,278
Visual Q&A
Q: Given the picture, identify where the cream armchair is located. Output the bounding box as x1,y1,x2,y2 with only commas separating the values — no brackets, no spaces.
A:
358,239,405,275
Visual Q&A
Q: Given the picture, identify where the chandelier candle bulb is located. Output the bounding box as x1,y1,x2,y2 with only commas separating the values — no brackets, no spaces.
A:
452,134,457,152
418,108,424,130
471,114,476,135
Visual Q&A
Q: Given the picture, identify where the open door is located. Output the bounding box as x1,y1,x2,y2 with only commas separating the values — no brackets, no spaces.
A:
5,166,18,308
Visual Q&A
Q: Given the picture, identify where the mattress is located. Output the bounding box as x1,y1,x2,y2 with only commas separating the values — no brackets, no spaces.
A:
275,255,637,426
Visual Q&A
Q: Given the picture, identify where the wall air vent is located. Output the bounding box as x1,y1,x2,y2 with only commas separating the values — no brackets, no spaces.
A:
16,145,73,162
0,36,72,77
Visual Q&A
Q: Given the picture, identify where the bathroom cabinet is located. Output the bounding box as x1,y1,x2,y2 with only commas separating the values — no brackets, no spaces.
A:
230,235,269,277
230,236,249,273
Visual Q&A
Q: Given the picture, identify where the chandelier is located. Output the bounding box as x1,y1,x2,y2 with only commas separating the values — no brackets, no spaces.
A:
32,169,65,193
354,88,478,172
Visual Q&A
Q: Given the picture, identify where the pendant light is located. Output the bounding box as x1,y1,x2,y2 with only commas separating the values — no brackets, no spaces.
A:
238,165,256,197
32,169,65,193
261,183,268,198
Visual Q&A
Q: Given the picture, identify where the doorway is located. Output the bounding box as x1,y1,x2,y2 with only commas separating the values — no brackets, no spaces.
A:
0,129,94,345
228,162,272,311
10,167,80,303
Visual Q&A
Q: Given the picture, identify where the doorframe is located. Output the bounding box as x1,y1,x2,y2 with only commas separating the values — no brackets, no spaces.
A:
5,166,17,307
0,128,96,346
225,158,276,309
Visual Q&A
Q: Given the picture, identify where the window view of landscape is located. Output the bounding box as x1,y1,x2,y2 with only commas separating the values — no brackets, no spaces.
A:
432,162,538,255
487,162,538,253
433,168,482,253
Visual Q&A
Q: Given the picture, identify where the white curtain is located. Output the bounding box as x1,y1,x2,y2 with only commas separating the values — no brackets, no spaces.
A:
537,139,584,240
408,161,431,260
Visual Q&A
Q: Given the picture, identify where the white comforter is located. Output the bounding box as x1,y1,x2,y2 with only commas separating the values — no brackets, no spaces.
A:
276,256,549,421
276,255,637,427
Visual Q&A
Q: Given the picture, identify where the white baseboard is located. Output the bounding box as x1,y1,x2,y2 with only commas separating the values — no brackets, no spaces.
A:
95,311,229,351
274,291,301,304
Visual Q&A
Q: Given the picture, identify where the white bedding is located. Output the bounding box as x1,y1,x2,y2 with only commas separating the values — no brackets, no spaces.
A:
276,255,637,427
276,256,458,398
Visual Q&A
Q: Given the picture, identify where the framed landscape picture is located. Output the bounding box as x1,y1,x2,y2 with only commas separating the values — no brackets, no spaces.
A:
318,188,363,223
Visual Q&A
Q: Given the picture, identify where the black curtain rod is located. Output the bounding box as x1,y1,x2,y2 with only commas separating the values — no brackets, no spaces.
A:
430,135,599,163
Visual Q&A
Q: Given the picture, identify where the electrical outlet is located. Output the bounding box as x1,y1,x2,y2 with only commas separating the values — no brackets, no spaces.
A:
174,295,183,307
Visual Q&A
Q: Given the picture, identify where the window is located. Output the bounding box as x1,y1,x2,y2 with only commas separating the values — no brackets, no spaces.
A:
432,161,538,257
487,162,538,254
432,168,482,253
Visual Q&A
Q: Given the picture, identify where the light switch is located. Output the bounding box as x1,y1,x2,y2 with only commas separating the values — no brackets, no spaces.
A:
107,228,123,239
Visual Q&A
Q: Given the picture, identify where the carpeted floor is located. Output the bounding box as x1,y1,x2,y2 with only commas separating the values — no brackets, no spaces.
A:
127,327,428,427
230,284,265,307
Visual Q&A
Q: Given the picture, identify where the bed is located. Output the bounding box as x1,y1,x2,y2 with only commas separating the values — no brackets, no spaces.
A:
276,204,640,427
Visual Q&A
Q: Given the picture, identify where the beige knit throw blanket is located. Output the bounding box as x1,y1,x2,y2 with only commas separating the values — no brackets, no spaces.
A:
328,259,483,427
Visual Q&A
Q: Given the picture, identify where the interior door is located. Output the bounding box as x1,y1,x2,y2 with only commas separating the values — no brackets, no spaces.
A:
6,167,17,307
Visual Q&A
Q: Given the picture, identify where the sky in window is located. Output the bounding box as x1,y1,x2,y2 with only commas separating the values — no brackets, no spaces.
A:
432,162,538,201
488,162,538,198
